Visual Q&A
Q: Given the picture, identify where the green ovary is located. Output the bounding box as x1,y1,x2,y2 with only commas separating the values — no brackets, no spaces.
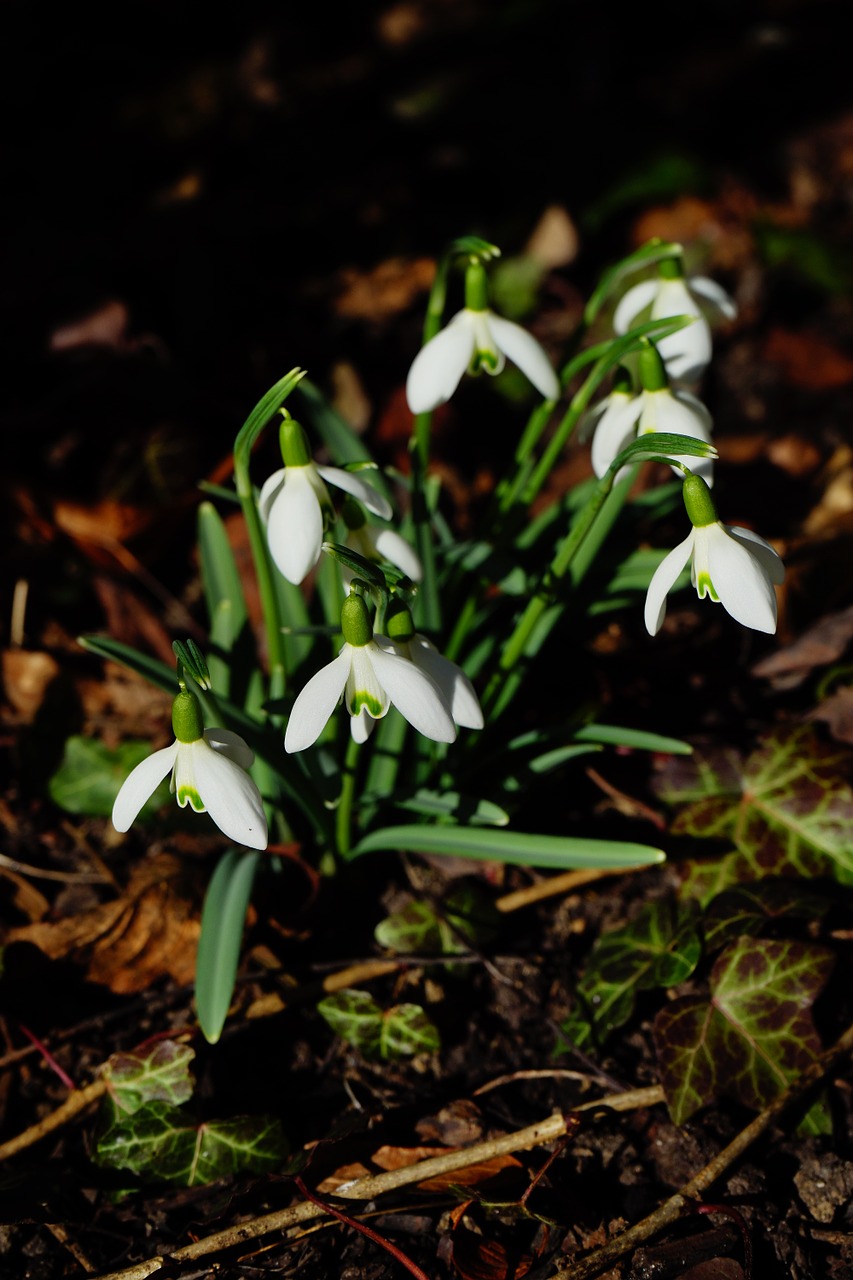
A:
349,690,384,717
177,784,205,812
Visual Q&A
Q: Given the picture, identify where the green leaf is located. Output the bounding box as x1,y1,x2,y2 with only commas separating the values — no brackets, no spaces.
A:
610,431,717,473
48,736,168,818
347,824,665,870
195,850,261,1044
571,901,701,1043
654,726,853,882
375,902,444,955
584,238,685,322
379,1004,440,1059
104,1042,195,1114
77,635,176,696
703,880,832,953
375,883,500,956
317,990,383,1057
653,937,834,1125
392,789,510,827
198,503,248,696
96,1100,286,1185
574,724,693,755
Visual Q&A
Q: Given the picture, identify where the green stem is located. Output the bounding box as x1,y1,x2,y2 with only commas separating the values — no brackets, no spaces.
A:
336,736,361,858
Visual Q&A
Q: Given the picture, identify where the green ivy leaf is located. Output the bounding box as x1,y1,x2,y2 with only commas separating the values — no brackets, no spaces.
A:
653,937,834,1125
48,736,169,818
374,885,501,957
95,1100,286,1185
572,900,702,1043
654,727,853,883
703,880,832,953
375,902,444,955
317,989,440,1060
103,1041,195,1114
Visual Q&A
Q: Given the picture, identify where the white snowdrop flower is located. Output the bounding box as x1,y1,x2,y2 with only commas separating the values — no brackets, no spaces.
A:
341,498,423,586
112,690,268,850
406,260,560,413
614,254,736,384
590,344,714,485
259,418,392,585
645,473,785,636
384,600,483,731
285,594,456,752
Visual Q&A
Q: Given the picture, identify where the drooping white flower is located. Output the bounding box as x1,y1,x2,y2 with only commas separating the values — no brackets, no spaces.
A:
645,474,784,636
406,260,560,413
341,498,423,585
383,601,483,731
590,343,714,484
112,691,268,849
260,418,392,585
614,256,736,384
285,595,456,752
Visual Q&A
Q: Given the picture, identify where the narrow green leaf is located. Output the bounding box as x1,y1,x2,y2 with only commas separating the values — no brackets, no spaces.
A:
392,789,510,827
584,239,683,324
198,503,248,695
575,724,693,755
347,824,665,869
104,1042,195,1114
195,849,261,1044
78,636,175,697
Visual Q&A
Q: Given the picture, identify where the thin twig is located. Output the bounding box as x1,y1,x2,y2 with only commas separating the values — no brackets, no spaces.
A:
89,1086,664,1280
0,1079,107,1163
556,1018,853,1279
495,865,637,914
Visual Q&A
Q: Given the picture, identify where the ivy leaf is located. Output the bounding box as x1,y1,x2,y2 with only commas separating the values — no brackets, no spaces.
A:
654,727,853,883
653,937,834,1125
95,1100,286,1185
703,880,832,953
103,1041,195,1115
571,900,701,1044
317,989,440,1060
374,884,501,957
48,737,169,818
375,902,444,955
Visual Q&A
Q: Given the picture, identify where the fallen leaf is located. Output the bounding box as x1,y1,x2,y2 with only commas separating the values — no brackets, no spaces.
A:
763,327,853,390
752,605,853,687
2,650,60,722
812,687,853,744
335,257,436,323
370,1143,522,1192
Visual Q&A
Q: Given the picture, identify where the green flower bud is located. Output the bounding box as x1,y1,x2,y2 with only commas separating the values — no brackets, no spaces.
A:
341,593,373,648
341,496,366,531
612,365,633,395
279,417,311,467
682,473,718,528
385,598,415,642
638,342,668,392
658,254,684,280
465,259,489,313
172,690,205,743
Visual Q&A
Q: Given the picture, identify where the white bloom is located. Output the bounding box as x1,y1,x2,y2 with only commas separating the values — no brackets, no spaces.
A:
260,462,392,585
344,524,423,584
112,726,268,850
645,521,784,635
590,385,714,484
614,273,736,384
390,634,483,730
285,636,456,752
406,308,560,413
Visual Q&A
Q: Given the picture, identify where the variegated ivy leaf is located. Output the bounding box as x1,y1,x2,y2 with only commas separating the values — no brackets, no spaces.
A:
654,726,853,887
374,884,500,957
317,989,440,1060
566,900,701,1045
653,937,834,1126
103,1041,195,1114
703,880,831,953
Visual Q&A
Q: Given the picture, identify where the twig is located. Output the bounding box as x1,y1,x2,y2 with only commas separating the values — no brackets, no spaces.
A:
495,865,637,914
555,1018,853,1279
0,1078,107,1163
88,1085,664,1280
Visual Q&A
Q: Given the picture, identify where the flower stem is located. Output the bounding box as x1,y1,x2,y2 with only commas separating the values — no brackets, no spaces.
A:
335,736,361,858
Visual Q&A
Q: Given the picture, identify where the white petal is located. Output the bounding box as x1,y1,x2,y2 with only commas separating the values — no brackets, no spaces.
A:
644,533,694,635
112,743,178,832
725,526,785,584
371,528,423,582
191,740,268,849
369,638,456,742
651,281,711,383
613,279,659,333
706,526,778,633
577,396,609,443
267,468,324,584
258,468,286,524
689,276,738,319
204,727,254,769
350,708,375,743
410,635,484,729
590,395,643,477
346,645,389,719
642,390,714,484
405,312,475,413
315,465,393,521
285,648,352,752
486,314,560,400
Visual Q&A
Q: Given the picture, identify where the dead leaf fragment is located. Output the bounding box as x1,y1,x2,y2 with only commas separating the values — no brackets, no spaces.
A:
2,650,60,721
811,687,853,744
336,257,436,323
762,327,853,390
752,605,853,686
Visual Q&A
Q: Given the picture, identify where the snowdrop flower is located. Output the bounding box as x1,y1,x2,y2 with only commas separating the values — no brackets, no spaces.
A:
614,254,736,384
260,418,392,585
285,594,456,752
590,343,714,484
406,260,560,413
384,600,484,730
112,690,268,849
645,473,784,635
341,498,423,585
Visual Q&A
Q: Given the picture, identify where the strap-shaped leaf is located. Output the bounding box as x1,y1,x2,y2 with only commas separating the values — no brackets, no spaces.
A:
195,849,261,1044
347,824,664,869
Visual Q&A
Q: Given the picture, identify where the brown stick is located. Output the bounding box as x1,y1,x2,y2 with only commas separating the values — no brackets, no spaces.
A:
557,1018,853,1279
0,1079,107,1163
